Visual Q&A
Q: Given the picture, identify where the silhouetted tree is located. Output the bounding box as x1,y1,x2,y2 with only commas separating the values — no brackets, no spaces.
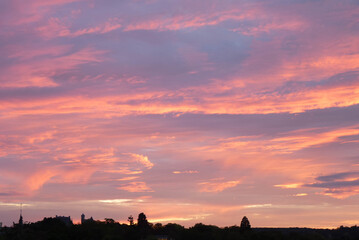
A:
3,215,359,240
127,215,134,225
137,213,148,228
240,216,251,231
104,218,115,224
137,212,150,239
153,223,163,231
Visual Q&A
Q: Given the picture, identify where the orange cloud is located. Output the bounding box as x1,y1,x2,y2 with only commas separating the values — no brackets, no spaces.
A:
118,182,153,192
2,76,359,120
105,169,143,175
205,125,359,156
54,167,96,184
173,170,198,174
98,198,144,206
320,187,359,199
308,54,359,75
28,131,57,144
198,179,241,193
275,183,302,189
116,176,139,181
26,170,56,191
269,126,359,153
294,193,308,197
22,164,97,193
125,153,154,169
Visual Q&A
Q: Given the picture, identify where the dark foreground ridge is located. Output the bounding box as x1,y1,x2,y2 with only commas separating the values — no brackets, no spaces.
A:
1,213,358,240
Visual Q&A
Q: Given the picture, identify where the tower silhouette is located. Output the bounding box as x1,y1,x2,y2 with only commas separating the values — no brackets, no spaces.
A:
18,203,23,226
81,213,94,224
81,213,85,224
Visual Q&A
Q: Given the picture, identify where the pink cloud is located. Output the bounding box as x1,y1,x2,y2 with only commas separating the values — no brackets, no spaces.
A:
118,182,153,193
198,179,241,193
124,7,257,31
125,153,154,169
26,170,57,192
173,170,198,174
1,47,106,88
320,187,359,199
71,18,122,36
37,17,122,39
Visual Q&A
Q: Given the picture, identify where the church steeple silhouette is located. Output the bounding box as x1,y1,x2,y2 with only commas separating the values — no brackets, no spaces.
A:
18,203,23,226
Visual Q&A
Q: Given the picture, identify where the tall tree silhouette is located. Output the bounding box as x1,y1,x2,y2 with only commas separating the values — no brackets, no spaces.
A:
240,216,251,231
137,212,148,228
137,212,150,239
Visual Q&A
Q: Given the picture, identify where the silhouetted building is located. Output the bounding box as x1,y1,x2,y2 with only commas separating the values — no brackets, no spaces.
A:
81,213,85,224
81,214,94,224
0,222,2,229
55,215,73,226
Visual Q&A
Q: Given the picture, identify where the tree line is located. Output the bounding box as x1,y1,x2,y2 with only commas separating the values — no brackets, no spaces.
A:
0,213,358,240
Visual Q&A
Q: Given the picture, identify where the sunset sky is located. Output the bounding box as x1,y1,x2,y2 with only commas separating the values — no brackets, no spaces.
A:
1,0,359,228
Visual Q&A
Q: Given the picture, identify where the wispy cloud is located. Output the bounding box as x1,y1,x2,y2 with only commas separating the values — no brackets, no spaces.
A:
198,179,241,193
118,182,153,193
305,172,359,199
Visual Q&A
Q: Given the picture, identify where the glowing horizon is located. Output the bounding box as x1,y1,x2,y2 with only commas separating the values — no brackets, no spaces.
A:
0,0,359,228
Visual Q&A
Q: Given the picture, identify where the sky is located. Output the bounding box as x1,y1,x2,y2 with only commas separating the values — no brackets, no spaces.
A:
0,0,359,228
